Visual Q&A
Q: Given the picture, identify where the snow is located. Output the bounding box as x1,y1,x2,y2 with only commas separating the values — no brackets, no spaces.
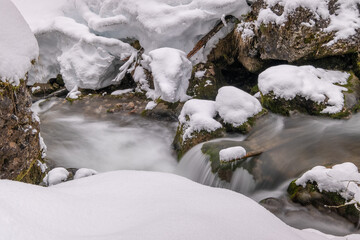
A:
74,168,97,180
145,101,158,110
144,48,192,103
258,65,350,114
195,70,206,78
12,0,250,90
0,0,39,85
43,167,69,186
296,162,360,204
179,99,222,140
66,85,81,99
111,88,133,96
219,146,247,163
255,0,360,45
37,160,48,173
39,133,47,158
0,170,357,240
215,86,262,127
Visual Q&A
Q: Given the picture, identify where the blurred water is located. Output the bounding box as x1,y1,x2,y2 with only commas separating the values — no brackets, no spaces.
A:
34,98,177,172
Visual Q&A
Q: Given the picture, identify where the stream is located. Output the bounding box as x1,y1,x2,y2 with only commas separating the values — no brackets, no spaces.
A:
36,97,360,236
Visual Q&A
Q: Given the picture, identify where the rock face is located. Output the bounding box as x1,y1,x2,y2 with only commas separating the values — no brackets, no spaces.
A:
0,80,44,184
235,0,360,72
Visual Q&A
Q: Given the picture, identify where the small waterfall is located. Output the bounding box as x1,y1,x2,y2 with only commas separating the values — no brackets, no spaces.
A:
175,139,256,196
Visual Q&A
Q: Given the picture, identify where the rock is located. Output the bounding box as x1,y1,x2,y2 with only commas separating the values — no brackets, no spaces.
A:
187,62,223,100
235,0,360,72
288,180,360,225
0,80,45,184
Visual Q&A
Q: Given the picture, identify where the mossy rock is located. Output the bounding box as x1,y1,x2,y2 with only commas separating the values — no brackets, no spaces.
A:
221,109,267,133
15,159,46,185
201,140,259,182
187,62,224,100
173,124,225,160
288,180,360,225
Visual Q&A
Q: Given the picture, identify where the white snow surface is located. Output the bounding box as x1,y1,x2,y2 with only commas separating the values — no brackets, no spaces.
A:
74,168,97,179
215,86,262,127
111,88,133,96
179,99,222,140
219,146,247,163
258,65,350,114
296,162,360,203
0,0,39,85
255,0,360,45
12,0,250,90
43,167,69,186
1,171,358,240
145,48,192,103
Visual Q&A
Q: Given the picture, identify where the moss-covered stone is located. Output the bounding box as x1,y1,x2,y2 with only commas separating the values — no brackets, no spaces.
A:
222,109,267,134
15,158,45,185
201,140,259,182
172,123,225,160
287,180,360,225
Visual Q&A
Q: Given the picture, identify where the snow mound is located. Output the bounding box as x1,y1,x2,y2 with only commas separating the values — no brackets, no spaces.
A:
256,0,360,45
258,65,350,114
43,167,69,186
74,168,97,180
0,0,39,84
215,86,262,127
0,170,356,240
219,146,247,163
111,89,133,96
144,48,192,103
12,0,250,90
296,162,360,203
179,99,222,140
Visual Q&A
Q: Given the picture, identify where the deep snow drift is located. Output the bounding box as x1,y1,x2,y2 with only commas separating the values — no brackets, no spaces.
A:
0,0,38,84
0,171,359,240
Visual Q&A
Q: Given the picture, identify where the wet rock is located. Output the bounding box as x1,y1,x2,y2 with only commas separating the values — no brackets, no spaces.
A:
288,180,360,225
0,80,45,184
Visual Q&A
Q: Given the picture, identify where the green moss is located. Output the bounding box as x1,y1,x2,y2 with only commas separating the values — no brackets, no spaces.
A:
15,159,45,185
250,85,259,95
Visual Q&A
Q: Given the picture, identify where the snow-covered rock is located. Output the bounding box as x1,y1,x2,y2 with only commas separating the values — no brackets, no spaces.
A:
179,99,222,140
258,65,350,114
296,162,360,203
43,167,70,186
219,146,247,163
215,86,262,127
74,168,97,180
0,0,39,84
0,170,358,240
144,48,192,103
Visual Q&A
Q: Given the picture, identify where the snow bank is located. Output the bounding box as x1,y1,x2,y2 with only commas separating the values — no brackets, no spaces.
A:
12,0,250,90
43,167,69,186
74,168,97,180
215,86,262,127
0,0,39,84
179,99,222,140
255,0,360,45
0,170,356,240
296,162,360,203
258,65,350,114
219,146,247,163
144,48,192,103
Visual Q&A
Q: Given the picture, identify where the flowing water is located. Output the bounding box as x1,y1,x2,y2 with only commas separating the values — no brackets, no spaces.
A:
35,98,177,172
36,97,360,235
